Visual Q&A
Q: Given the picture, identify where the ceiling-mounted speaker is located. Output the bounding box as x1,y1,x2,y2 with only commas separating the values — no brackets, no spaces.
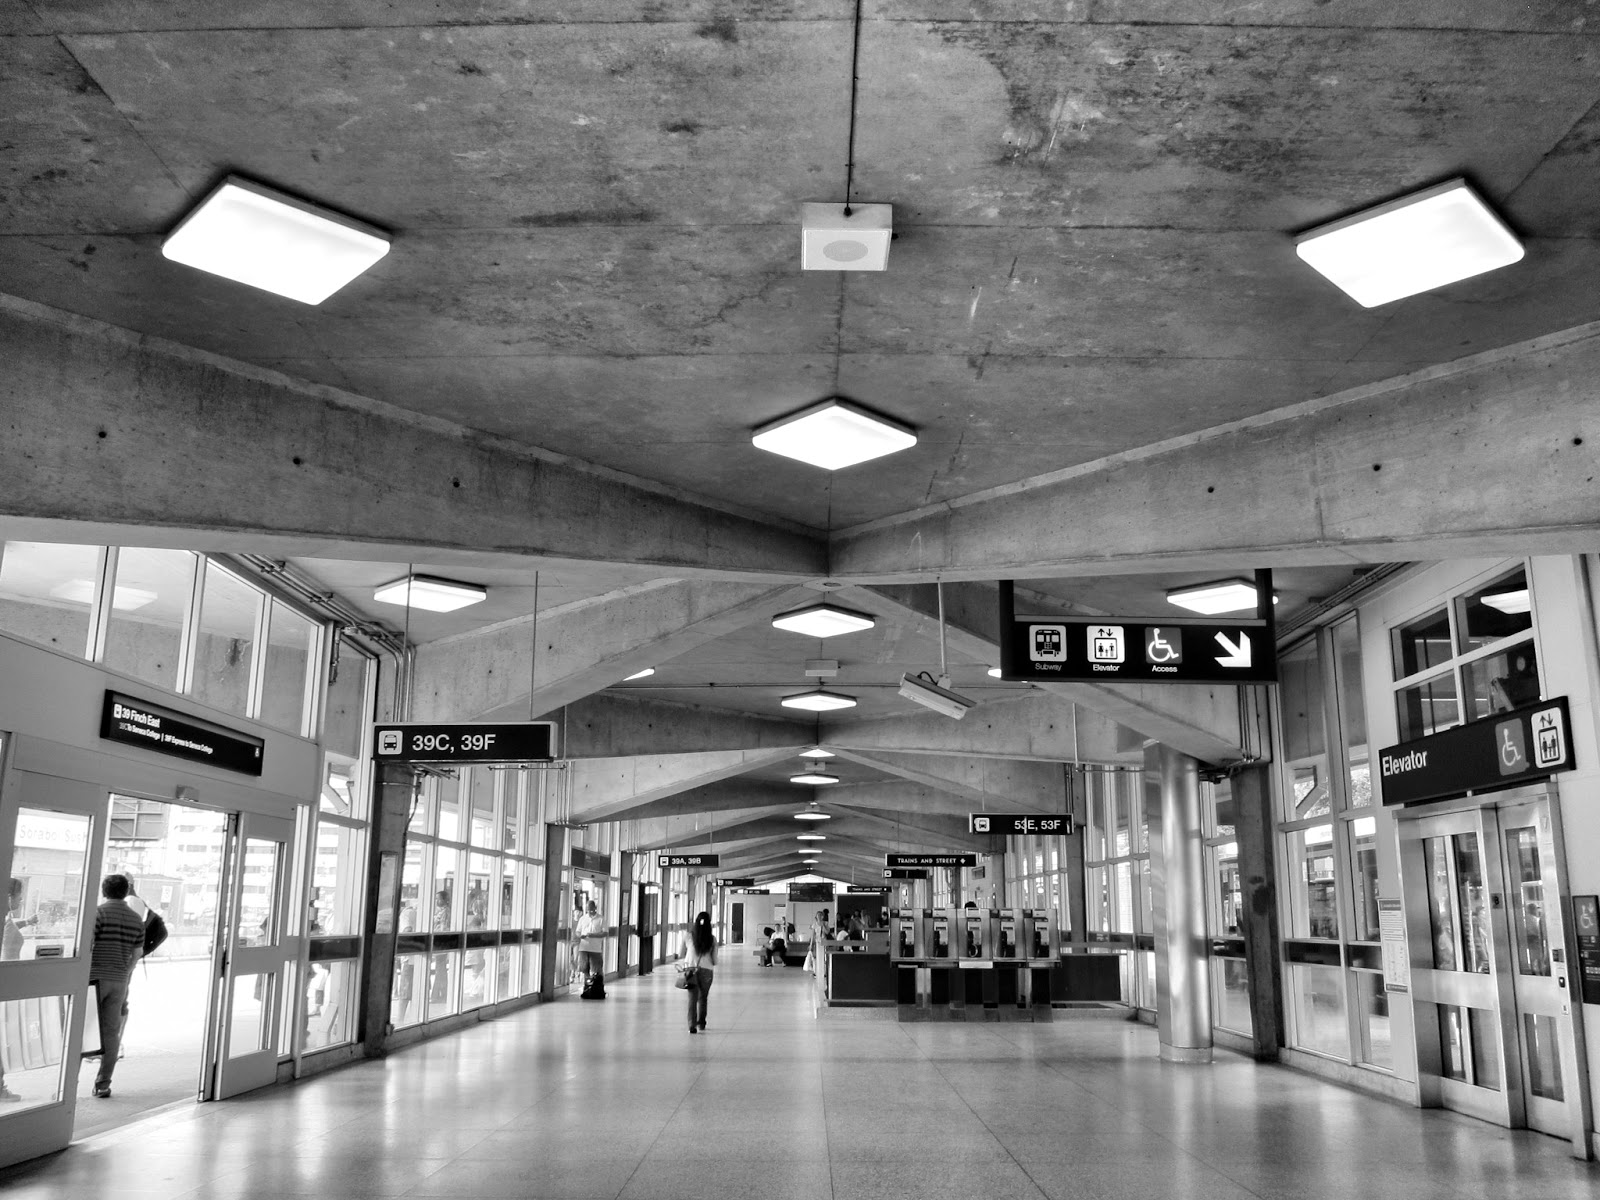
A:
801,202,892,271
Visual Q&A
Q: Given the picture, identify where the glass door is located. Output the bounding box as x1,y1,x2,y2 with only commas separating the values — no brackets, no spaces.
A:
0,771,106,1169
1398,807,1516,1127
207,811,294,1100
1498,799,1585,1147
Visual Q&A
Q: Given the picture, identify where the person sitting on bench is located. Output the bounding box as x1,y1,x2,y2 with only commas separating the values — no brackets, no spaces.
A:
769,925,789,966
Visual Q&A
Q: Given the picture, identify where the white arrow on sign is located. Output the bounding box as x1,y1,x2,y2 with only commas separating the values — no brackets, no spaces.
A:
1214,631,1252,669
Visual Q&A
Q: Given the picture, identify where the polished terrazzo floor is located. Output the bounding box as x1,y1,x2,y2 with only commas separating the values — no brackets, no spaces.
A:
2,954,1596,1199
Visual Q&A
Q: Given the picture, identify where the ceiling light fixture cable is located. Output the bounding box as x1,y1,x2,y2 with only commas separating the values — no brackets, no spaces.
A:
843,0,863,215
936,578,948,682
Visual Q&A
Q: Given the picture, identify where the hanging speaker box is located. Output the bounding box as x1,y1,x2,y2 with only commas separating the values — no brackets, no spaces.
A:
800,202,892,271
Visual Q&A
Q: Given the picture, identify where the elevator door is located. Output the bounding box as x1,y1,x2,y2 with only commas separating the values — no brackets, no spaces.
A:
207,811,294,1100
1400,797,1586,1151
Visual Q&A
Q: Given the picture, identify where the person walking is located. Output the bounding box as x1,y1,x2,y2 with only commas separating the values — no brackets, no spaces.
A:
678,911,717,1034
2,877,38,1102
87,874,145,1099
575,900,606,998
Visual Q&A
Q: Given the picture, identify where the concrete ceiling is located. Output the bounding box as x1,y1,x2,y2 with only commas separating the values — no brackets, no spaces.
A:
5,3,1599,885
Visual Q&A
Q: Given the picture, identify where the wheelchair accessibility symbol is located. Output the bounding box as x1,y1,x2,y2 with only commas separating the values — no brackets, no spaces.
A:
1144,627,1183,665
1495,719,1527,776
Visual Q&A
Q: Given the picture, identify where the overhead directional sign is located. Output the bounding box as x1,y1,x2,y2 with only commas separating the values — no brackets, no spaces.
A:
374,721,557,764
969,813,1071,835
717,877,756,888
102,691,264,776
660,853,720,868
884,869,930,880
1000,617,1277,684
887,853,978,868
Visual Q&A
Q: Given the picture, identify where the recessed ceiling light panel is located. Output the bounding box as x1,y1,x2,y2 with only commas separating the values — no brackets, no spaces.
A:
1295,179,1523,308
790,772,840,785
752,400,916,471
1165,579,1277,616
799,747,835,759
780,690,857,712
796,832,826,840
772,602,875,638
794,810,832,820
801,202,892,271
163,176,390,305
372,574,487,613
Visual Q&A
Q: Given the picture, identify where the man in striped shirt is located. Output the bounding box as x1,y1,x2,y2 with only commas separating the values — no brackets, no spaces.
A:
88,874,145,1099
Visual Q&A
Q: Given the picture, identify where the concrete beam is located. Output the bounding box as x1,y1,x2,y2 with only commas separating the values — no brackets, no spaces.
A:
621,806,790,852
0,294,824,578
826,690,1134,764
568,746,803,823
830,322,1600,580
414,579,810,721
831,583,1245,765
561,692,815,758
608,779,799,823
831,747,1069,810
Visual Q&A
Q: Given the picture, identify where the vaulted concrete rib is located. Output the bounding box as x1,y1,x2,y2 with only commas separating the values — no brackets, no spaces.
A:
826,690,1133,763
568,746,805,824
413,580,811,722
0,295,824,579
829,321,1600,581
830,748,1071,811
830,584,1246,764
561,693,815,758
611,779,800,824
622,807,792,852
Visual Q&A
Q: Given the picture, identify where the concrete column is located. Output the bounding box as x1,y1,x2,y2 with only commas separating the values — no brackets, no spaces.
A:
1233,763,1285,1059
1145,742,1213,1063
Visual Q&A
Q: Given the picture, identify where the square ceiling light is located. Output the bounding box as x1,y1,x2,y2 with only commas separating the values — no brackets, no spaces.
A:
799,747,835,759
781,689,857,712
752,399,916,471
772,602,875,638
1294,179,1523,308
801,202,892,271
1166,578,1276,616
373,574,487,613
163,176,390,305
791,772,839,785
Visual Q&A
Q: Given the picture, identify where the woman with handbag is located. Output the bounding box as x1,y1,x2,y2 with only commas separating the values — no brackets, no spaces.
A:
677,911,717,1034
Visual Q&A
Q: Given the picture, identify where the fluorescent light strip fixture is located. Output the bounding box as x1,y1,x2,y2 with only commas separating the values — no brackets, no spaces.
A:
752,399,916,471
373,574,488,613
1165,579,1275,616
781,690,857,712
772,603,875,638
163,176,390,305
623,668,655,681
1295,179,1523,308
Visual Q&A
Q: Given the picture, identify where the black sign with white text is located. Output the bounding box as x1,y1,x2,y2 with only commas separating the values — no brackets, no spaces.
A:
848,886,889,893
101,691,264,776
968,813,1070,835
883,869,930,880
717,877,756,888
1377,697,1574,807
373,722,556,764
659,854,720,869
886,854,978,868
1001,618,1277,684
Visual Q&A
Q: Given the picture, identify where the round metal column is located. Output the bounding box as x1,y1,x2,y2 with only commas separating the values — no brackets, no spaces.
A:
1145,742,1213,1063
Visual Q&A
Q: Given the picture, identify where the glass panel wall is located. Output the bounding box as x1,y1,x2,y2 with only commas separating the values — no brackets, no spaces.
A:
0,541,101,656
397,766,551,1026
1276,613,1387,1068
259,601,317,734
191,563,260,715
1202,776,1250,1036
1082,768,1152,1009
102,548,195,689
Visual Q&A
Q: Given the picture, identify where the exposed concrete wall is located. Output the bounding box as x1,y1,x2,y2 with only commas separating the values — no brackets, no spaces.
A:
561,692,814,758
826,690,1135,764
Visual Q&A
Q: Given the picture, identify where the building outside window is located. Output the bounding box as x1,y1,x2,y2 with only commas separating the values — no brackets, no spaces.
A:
1276,613,1389,1069
1202,776,1251,1036
1003,834,1070,939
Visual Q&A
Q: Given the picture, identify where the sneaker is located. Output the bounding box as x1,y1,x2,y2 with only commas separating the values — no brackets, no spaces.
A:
0,1087,23,1104
92,1084,111,1099
687,1027,696,1035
